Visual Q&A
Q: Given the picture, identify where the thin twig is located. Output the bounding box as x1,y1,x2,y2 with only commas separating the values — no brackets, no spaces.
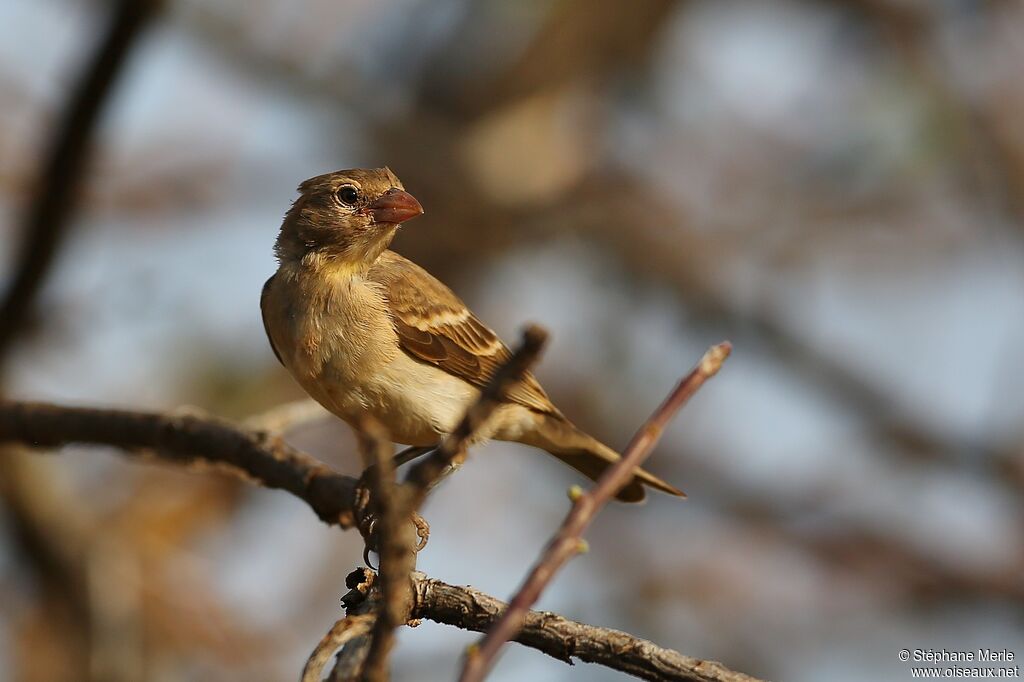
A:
357,418,416,682
402,324,549,508
244,399,328,434
352,326,549,677
460,342,732,682
0,401,359,528
0,0,161,362
301,614,375,682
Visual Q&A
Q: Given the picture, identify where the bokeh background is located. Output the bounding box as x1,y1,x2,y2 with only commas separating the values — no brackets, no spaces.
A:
2,1,1023,680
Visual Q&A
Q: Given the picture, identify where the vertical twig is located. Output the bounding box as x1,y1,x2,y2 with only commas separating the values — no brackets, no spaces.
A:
402,325,549,508
459,342,732,682
342,326,549,680
357,418,416,682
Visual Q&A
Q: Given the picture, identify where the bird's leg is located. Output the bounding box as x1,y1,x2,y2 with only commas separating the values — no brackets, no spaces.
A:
425,450,466,493
356,445,437,562
394,442,466,487
391,445,434,468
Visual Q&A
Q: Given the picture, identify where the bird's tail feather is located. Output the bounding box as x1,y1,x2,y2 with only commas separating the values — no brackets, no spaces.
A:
522,415,685,503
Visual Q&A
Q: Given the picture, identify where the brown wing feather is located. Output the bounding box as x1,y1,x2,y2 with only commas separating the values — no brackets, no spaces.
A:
369,251,559,416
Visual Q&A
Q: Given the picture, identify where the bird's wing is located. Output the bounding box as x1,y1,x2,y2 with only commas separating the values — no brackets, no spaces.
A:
369,251,560,416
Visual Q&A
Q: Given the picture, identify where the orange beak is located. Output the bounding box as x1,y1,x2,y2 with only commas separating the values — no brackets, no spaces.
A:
370,188,423,224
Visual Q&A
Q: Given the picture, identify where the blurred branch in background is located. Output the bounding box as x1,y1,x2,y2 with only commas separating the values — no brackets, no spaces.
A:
0,0,161,364
420,0,679,120
0,449,95,681
827,0,1024,226
567,175,1024,494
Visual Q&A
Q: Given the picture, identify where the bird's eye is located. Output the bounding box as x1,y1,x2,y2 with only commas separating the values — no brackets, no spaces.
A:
336,185,360,206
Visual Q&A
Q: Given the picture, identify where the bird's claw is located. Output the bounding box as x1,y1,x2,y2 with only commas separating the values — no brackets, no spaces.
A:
353,477,431,567
412,512,430,551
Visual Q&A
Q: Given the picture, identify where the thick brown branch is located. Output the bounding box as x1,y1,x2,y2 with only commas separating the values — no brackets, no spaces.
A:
461,342,732,682
327,569,763,682
410,572,763,682
0,401,358,528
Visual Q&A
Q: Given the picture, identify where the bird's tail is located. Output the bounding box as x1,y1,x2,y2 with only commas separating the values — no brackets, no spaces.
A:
521,414,685,503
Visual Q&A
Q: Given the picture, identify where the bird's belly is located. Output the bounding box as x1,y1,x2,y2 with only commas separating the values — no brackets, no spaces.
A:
307,351,480,446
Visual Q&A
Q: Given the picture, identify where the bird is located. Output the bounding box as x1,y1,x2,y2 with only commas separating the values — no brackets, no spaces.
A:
260,167,684,502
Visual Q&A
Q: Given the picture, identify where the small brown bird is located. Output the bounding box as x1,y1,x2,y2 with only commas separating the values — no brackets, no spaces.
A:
261,167,683,501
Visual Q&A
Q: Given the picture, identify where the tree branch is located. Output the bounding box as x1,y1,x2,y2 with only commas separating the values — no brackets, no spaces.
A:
328,570,764,682
460,342,732,682
0,401,359,529
326,569,382,682
302,614,375,682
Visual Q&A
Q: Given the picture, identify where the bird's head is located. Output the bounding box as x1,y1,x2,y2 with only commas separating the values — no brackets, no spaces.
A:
276,167,423,268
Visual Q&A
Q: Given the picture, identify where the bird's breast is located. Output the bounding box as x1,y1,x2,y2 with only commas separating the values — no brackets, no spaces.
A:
263,264,479,445
267,268,395,393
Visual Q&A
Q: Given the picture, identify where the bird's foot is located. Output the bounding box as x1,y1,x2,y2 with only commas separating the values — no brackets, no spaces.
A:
352,475,431,568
